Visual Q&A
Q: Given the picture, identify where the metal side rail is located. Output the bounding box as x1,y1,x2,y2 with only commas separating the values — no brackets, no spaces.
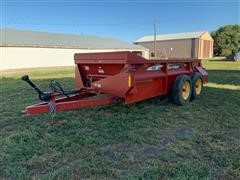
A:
23,93,114,116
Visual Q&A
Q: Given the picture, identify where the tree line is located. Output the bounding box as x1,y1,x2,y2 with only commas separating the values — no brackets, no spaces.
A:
211,25,240,57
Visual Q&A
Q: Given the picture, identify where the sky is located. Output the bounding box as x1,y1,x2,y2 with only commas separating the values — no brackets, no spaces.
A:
1,0,239,42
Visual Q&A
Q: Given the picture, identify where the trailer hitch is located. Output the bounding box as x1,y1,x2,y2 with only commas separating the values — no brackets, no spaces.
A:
21,75,52,102
21,75,81,102
21,75,83,124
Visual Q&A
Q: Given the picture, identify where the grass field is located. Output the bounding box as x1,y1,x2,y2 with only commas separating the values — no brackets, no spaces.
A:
0,60,240,179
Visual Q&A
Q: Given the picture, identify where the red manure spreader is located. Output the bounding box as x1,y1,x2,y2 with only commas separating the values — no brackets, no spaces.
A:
22,51,208,119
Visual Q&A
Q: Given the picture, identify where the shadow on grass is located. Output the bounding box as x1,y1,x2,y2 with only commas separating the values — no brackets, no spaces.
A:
208,70,240,86
208,69,240,73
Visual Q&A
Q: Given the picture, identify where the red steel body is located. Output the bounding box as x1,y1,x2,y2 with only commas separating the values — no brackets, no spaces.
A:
23,51,208,116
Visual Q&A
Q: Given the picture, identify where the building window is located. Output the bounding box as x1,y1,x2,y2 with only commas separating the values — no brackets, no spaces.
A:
150,52,155,58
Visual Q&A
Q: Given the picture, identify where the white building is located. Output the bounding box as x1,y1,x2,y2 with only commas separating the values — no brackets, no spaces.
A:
1,28,148,70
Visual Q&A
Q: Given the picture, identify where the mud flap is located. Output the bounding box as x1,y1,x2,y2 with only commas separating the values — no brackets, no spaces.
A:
195,66,208,83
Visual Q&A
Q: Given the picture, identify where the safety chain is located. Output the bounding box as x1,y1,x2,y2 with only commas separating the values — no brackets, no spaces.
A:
48,101,57,124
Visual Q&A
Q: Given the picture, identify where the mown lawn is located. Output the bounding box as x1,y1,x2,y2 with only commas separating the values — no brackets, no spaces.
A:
0,60,240,179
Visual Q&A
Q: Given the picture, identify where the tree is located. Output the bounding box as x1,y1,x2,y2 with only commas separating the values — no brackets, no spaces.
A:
211,25,240,57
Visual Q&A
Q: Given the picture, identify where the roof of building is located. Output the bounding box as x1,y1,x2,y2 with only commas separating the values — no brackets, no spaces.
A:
1,28,145,50
135,31,208,43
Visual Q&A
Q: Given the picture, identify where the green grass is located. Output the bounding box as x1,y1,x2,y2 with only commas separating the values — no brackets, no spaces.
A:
202,59,240,71
0,61,240,179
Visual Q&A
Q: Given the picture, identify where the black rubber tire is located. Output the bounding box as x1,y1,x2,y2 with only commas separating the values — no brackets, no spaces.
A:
191,72,203,100
172,75,192,106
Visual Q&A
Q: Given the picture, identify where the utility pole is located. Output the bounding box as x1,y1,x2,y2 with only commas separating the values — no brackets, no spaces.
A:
153,19,157,58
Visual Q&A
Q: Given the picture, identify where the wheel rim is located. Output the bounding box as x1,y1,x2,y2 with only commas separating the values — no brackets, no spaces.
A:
182,81,191,100
195,79,202,95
